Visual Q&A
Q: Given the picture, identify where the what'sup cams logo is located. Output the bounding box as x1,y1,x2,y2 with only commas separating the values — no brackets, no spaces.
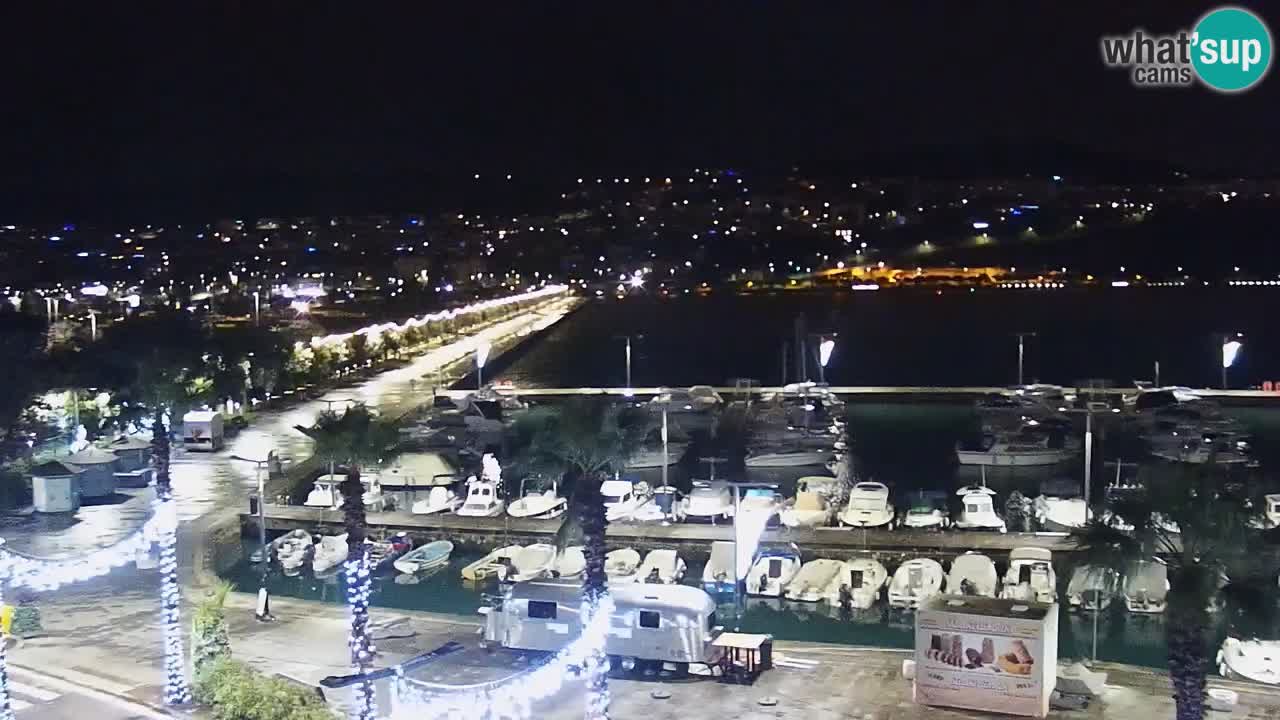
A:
1101,6,1272,92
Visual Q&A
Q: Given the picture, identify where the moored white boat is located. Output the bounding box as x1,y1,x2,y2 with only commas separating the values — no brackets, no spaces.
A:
947,552,999,597
999,547,1056,603
887,558,946,609
683,481,734,523
460,545,522,581
636,549,687,584
839,481,895,529
745,548,802,597
1124,560,1169,614
627,442,689,469
780,476,841,529
551,546,586,579
1034,496,1088,532
953,486,1007,532
823,558,888,609
784,559,844,602
304,475,345,508
744,447,831,468
456,476,505,517
271,529,313,575
393,539,453,575
506,480,567,520
1219,638,1280,685
957,435,1071,466
509,543,558,582
1067,564,1120,611
312,534,348,575
701,541,736,593
410,486,462,515
604,548,642,582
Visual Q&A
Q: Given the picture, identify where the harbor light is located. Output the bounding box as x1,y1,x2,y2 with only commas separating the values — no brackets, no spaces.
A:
476,341,491,389
818,338,836,383
1221,334,1243,389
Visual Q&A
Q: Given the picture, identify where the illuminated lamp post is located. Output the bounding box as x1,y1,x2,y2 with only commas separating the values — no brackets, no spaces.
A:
1222,334,1243,390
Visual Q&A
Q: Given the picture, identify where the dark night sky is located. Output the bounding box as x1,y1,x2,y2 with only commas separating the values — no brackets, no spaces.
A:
2,2,1278,219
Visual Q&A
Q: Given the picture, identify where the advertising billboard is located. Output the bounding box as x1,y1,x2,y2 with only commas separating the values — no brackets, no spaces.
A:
915,595,1058,718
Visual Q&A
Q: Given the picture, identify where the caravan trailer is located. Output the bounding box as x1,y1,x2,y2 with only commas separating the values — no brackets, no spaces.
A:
483,580,723,669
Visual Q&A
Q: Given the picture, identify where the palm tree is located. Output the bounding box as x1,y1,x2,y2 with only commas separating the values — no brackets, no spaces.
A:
506,399,650,720
294,404,398,720
1070,461,1275,720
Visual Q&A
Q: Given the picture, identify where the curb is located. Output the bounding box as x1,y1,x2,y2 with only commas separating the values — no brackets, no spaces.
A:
8,661,182,719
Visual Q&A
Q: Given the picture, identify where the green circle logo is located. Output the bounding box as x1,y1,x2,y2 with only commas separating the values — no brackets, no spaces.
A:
1192,6,1272,92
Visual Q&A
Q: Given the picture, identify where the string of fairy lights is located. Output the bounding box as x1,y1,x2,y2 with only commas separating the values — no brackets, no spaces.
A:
345,549,376,720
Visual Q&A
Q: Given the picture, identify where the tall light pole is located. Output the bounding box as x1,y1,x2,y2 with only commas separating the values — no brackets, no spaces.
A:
660,397,669,490
231,454,274,622
1221,334,1243,390
1015,332,1037,386
816,337,836,385
476,341,491,390
614,335,641,392
253,289,261,326
625,336,632,390
1083,409,1093,524
87,310,98,342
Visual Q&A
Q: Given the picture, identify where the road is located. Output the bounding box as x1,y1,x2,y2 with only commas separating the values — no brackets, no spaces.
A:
5,665,165,720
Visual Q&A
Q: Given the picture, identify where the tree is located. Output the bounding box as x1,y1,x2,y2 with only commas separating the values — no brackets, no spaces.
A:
0,308,48,455
347,335,370,368
293,404,398,720
1005,490,1031,532
1070,461,1276,720
505,399,650,720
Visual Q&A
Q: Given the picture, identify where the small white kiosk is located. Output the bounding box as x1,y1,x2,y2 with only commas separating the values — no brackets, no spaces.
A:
31,460,83,513
65,446,120,499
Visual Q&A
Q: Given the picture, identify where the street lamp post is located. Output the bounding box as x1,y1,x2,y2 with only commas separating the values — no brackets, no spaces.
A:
1015,332,1037,386
231,454,273,621
88,310,98,342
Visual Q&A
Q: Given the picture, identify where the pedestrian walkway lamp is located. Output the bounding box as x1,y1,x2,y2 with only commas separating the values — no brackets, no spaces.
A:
475,341,491,389
1222,334,1243,389
232,454,274,622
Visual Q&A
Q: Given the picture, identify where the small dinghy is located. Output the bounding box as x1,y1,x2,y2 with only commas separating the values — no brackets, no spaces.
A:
745,548,801,597
271,529,314,576
637,549,687,584
1067,565,1120,611
744,447,831,468
509,543,558,581
947,552,999,597
823,558,888,609
785,559,844,602
701,541,736,593
312,534,348,575
551,546,586,579
1218,638,1280,685
393,540,454,575
411,486,462,515
887,558,947,610
605,548,642,582
460,545,522,581
369,533,413,573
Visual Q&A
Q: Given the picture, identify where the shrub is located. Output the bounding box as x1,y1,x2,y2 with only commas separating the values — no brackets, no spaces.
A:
195,658,336,720
191,581,233,674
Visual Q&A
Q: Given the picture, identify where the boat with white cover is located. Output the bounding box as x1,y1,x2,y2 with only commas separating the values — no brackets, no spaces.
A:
744,446,831,468
636,549,686,584
887,558,946,609
604,548,642,582
745,548,802,597
601,478,650,521
957,434,1072,466
1124,560,1169,614
683,481,734,523
509,543,558,582
947,552,999,597
460,545,522,582
784,559,845,602
389,539,451,575
410,486,462,515
1067,565,1120,611
701,541,736,593
627,441,689,469
551,546,585,579
312,534,348,575
271,529,313,575
456,476,505,517
953,486,1007,532
999,547,1056,603
839,481,895,528
304,474,346,508
506,479,567,520
780,476,841,529
1034,496,1088,532
1218,638,1280,685
823,558,889,609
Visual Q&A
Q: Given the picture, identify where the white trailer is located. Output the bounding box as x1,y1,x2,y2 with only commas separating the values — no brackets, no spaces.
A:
182,410,225,451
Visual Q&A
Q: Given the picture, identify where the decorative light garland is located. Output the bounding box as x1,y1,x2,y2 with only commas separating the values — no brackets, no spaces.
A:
345,548,375,720
388,596,614,720
0,585,12,720
156,497,192,705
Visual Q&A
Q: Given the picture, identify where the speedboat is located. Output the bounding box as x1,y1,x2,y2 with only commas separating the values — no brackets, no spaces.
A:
780,476,841,529
839,481,895,529
633,486,685,523
957,434,1072,466
1124,560,1169,614
999,547,1056,603
1034,496,1088,532
410,485,462,515
601,478,649,522
304,475,345,508
551,546,586,579
947,552,999,597
460,545,522,581
739,487,782,525
1149,432,1255,465
392,539,452,575
636,549,687,584
785,559,845,602
683,481,735,523
823,558,889,610
506,480,567,520
509,543,558,581
312,534,348,575
744,446,831,468
1066,564,1120,611
627,441,689,469
701,541,736,593
887,558,946,609
456,476,505,517
604,548,642,582
953,486,1007,532
270,529,314,575
899,491,950,530
1218,638,1280,685
745,548,802,597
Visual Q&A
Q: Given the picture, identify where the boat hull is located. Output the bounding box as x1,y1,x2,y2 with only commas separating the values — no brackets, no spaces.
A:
957,450,1069,466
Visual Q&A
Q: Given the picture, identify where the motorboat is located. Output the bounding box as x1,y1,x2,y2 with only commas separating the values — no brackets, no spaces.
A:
683,481,735,523
739,487,782,524
270,529,314,575
953,486,1007,532
839,481,895,529
744,446,831,468
957,434,1072,466
632,486,685,523
604,548,642,582
823,558,889,610
701,541,736,593
304,474,345,508
1034,496,1088,532
636,549,687,584
506,479,567,520
1124,560,1169,614
1218,638,1280,685
460,545,522,582
391,539,451,575
375,451,462,490
456,476,505,517
1149,432,1255,465
745,548,802,597
887,558,947,609
410,485,462,515
784,559,845,602
601,478,649,522
627,441,689,469
368,534,413,573
947,552,999,597
1265,494,1280,528
312,534,349,575
780,476,841,529
509,543,558,582
551,546,586,579
1066,565,1120,611
999,547,1056,603
899,491,950,530
649,387,720,431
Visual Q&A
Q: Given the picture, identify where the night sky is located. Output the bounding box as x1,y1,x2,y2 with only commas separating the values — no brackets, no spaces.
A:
3,2,1277,219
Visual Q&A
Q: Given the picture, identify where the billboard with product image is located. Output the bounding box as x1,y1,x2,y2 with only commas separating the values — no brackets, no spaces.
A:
915,595,1058,718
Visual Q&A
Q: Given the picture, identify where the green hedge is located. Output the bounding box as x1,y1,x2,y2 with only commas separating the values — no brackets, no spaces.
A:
194,658,336,720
